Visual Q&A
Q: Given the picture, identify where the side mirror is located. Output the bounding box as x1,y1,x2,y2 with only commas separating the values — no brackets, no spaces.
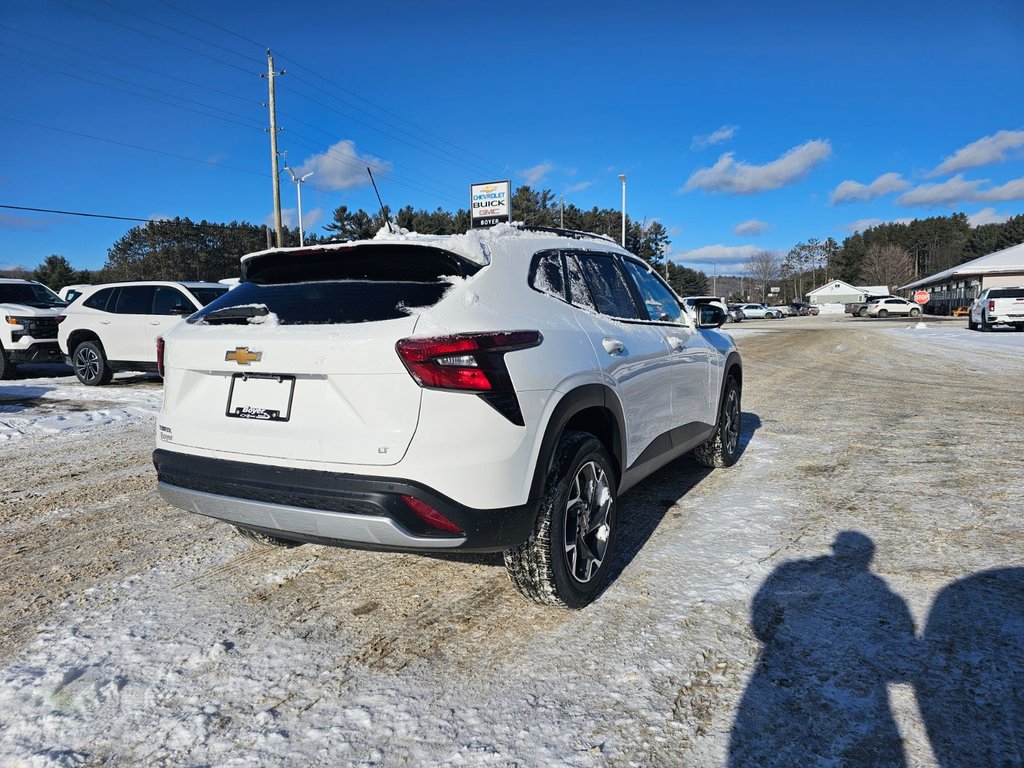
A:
696,304,727,329
170,304,194,316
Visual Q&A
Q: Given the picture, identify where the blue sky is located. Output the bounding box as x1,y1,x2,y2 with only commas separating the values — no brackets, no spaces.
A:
2,0,1022,276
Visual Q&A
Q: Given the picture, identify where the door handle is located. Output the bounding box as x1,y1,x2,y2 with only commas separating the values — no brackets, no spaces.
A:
601,337,624,356
666,335,685,351
148,321,161,326
98,320,111,325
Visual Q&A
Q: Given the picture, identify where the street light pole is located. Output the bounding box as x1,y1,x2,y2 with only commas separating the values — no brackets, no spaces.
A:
618,174,626,247
284,166,314,246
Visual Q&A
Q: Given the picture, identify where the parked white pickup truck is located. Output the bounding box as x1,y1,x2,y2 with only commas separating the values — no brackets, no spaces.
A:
968,287,1024,331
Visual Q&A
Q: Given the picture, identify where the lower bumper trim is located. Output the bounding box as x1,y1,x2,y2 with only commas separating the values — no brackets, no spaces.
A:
159,482,466,549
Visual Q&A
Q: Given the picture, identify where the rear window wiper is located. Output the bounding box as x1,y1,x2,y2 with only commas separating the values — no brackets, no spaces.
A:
200,304,270,324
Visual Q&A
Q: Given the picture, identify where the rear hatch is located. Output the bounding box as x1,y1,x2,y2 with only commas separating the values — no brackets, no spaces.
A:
159,243,481,467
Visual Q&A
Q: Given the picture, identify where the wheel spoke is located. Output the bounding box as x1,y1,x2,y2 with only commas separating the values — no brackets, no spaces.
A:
563,459,613,584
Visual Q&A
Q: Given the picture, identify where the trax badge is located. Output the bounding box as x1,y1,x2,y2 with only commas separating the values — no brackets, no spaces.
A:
225,347,261,365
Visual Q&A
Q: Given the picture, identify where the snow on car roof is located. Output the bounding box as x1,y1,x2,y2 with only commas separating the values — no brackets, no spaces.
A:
239,222,621,267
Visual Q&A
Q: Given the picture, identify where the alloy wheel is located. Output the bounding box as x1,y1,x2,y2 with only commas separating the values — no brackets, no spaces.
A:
563,461,612,584
74,346,101,383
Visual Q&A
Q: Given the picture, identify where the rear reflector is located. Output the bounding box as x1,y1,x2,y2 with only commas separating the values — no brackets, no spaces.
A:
395,331,542,392
156,336,165,377
400,495,464,535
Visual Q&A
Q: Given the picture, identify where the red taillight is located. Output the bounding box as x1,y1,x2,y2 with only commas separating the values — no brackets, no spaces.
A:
395,331,542,392
156,336,165,377
401,495,464,535
989,300,996,312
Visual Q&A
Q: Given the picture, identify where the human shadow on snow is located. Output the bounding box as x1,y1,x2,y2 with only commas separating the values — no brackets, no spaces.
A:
728,531,1024,767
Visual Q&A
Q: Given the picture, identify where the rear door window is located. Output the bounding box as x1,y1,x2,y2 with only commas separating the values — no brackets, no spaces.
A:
115,286,155,315
576,252,640,319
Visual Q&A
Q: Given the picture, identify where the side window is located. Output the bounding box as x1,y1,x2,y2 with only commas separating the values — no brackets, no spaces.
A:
83,288,114,312
114,286,155,315
621,260,683,322
529,251,565,300
576,253,640,319
565,254,596,311
152,287,191,315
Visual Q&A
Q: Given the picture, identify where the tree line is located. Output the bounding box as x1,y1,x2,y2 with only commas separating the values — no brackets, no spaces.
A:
1,186,711,297
5,185,1020,304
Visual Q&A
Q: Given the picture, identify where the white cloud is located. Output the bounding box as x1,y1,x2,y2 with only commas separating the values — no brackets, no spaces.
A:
691,125,738,150
976,177,1024,202
520,162,553,185
0,212,50,232
277,207,325,230
930,129,1024,176
295,140,391,190
841,217,914,233
734,219,769,237
896,174,985,206
967,208,1010,227
672,244,761,268
829,172,910,205
563,180,594,194
148,212,172,222
682,140,831,195
896,174,1024,207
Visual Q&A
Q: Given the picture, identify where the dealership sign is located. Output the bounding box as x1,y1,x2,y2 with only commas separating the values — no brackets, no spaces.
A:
470,180,511,228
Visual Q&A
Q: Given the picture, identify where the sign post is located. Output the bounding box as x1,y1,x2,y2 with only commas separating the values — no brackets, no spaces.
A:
470,180,511,229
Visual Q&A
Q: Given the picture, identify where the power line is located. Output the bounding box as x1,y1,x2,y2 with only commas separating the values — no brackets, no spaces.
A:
0,204,260,230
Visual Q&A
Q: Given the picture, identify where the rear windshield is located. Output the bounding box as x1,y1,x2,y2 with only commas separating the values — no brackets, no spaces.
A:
190,244,478,326
989,288,1024,299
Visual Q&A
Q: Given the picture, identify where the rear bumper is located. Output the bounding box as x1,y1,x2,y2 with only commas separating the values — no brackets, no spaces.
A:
152,449,538,552
8,341,62,363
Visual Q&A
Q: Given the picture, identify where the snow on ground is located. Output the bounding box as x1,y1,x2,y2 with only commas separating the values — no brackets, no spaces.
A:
0,367,162,443
0,319,1021,766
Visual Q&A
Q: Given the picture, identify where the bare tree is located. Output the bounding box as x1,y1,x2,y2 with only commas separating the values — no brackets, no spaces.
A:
860,244,915,291
743,249,782,302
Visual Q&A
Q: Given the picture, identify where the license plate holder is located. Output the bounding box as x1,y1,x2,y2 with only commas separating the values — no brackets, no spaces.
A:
225,373,295,422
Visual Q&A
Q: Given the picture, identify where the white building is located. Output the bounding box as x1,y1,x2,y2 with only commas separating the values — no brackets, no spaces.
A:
805,280,889,305
900,241,1024,313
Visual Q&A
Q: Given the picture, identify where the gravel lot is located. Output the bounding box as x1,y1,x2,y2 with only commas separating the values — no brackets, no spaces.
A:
1,314,1022,766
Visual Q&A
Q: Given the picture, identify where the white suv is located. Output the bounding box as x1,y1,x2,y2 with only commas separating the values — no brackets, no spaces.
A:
58,281,228,385
866,297,921,318
0,278,67,379
153,226,743,607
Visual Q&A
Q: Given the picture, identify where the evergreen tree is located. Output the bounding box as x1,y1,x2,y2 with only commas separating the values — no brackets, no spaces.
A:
32,255,76,290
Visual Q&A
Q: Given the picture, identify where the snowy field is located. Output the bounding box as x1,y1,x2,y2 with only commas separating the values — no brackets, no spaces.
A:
1,315,1021,767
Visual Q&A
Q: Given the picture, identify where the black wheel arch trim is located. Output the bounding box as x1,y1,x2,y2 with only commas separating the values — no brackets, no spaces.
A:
528,384,627,505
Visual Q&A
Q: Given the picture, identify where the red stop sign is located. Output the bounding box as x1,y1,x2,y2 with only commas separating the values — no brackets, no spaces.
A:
914,290,930,305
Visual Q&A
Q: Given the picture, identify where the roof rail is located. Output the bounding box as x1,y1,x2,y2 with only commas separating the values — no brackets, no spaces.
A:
513,224,618,244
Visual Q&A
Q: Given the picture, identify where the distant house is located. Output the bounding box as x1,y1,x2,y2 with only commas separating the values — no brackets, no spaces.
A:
900,241,1024,314
805,280,889,305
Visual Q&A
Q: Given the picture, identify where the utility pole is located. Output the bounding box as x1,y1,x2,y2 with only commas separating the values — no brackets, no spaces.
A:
262,50,285,248
560,196,564,228
619,174,626,247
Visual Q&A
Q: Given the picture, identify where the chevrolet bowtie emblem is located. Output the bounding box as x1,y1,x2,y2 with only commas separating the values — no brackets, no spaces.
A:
225,347,261,365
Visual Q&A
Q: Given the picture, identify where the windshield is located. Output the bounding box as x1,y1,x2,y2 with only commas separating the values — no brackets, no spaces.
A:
0,282,67,308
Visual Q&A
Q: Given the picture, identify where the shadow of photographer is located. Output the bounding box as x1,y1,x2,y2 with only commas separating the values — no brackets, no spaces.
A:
728,532,1024,767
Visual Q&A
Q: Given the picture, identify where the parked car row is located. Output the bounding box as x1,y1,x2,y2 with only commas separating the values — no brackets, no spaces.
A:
0,278,228,381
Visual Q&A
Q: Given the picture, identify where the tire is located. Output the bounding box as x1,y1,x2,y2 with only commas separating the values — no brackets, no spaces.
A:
72,340,113,385
968,318,978,330
857,308,868,317
981,313,992,332
0,348,14,380
504,431,618,609
234,525,303,548
910,308,921,317
877,309,888,318
693,375,742,469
